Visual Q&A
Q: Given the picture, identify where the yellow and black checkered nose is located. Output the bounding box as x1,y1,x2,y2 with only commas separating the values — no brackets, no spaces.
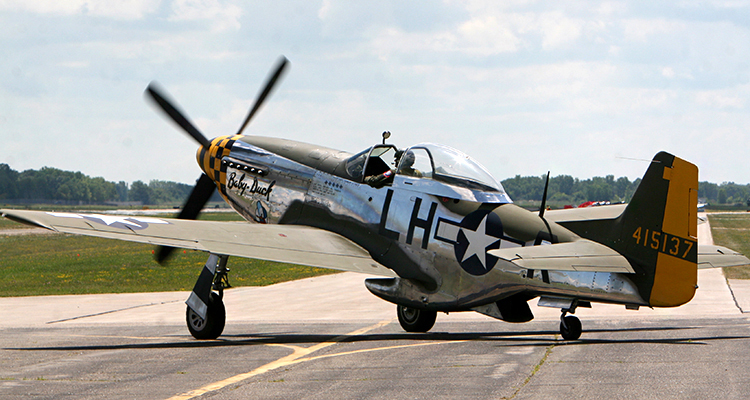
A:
197,135,243,194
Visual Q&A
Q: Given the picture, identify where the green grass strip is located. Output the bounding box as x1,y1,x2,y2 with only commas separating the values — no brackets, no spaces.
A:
708,212,750,279
0,213,337,297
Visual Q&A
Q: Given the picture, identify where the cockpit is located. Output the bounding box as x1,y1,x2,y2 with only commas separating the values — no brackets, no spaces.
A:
344,142,506,195
398,143,504,192
345,145,399,184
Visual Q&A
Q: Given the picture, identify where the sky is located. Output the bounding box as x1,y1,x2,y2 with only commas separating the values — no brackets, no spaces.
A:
2,1,750,187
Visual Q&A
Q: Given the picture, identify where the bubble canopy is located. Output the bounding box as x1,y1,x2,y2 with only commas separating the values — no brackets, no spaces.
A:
399,143,505,193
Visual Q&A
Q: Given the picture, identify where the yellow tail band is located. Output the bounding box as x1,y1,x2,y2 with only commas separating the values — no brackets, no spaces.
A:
649,156,698,307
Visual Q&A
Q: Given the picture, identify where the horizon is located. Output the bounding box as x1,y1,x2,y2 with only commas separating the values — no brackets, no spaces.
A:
3,161,748,188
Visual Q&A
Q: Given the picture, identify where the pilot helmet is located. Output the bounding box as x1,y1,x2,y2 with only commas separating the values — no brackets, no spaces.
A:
402,150,416,168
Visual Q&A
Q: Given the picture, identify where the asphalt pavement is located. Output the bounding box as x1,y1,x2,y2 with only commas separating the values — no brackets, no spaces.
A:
1,214,749,399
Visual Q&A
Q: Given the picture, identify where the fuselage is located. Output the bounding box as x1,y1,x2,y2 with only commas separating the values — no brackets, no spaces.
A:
199,135,648,311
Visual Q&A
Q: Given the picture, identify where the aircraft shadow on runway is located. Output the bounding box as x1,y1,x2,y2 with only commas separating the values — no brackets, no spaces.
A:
6,324,750,352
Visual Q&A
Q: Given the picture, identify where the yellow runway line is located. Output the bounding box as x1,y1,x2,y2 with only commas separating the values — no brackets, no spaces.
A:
167,319,393,400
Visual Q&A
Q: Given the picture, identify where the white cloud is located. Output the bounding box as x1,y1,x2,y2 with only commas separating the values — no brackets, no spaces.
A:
596,1,627,16
662,66,675,78
0,0,160,19
369,7,594,59
169,0,242,31
3,1,750,185
694,90,745,109
457,15,523,55
621,18,685,42
535,11,584,49
318,0,332,20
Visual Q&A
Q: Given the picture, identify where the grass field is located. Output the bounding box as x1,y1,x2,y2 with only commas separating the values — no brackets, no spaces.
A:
0,217,29,230
707,212,750,279
0,211,338,297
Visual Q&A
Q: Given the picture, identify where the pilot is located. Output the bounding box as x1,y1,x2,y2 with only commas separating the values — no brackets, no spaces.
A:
398,150,422,177
364,169,394,188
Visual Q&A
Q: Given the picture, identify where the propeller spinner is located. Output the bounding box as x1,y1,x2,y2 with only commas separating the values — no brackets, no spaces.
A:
145,56,289,263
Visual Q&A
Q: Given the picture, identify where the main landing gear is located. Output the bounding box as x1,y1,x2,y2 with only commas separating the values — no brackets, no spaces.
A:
559,310,582,341
397,305,437,332
187,292,226,340
185,254,231,340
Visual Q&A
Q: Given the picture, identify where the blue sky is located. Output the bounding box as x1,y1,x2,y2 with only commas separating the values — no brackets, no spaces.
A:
2,1,750,186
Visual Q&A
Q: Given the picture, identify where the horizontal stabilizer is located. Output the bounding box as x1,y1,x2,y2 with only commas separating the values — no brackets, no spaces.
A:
488,239,635,273
697,245,750,269
543,203,626,224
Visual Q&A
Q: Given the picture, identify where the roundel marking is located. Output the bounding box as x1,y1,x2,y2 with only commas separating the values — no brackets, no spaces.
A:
453,209,504,276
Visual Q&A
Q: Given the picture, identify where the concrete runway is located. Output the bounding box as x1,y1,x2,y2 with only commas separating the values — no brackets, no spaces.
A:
2,216,750,399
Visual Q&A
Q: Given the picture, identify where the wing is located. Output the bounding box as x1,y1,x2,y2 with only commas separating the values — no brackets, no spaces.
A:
1,209,396,277
488,239,635,273
698,245,750,269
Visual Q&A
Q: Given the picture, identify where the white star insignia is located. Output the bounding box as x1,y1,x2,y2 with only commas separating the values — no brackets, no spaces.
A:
460,214,501,270
47,212,170,229
80,214,169,227
81,214,140,227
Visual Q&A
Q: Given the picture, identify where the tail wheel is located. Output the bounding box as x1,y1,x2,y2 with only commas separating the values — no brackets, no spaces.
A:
560,315,582,340
187,292,226,340
397,305,437,333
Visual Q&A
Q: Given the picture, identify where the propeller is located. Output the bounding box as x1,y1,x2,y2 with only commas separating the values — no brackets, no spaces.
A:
146,56,290,264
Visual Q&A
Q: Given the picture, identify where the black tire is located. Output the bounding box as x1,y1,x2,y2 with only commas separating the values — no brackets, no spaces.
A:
560,315,582,340
397,305,437,333
186,292,226,340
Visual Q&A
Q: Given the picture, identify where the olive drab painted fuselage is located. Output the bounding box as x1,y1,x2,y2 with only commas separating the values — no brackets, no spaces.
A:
204,135,646,313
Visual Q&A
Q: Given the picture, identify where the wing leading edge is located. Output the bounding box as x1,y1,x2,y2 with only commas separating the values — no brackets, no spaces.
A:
1,209,396,277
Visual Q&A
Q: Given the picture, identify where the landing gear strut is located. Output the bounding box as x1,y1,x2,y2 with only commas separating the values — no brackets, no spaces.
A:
559,309,582,340
397,305,437,332
185,254,231,340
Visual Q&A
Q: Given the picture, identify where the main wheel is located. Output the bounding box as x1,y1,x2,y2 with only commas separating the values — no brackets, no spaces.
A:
560,315,582,340
397,305,437,332
186,292,226,340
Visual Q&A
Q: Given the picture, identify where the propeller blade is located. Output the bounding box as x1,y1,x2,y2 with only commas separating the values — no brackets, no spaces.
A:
145,83,211,148
235,56,289,136
539,171,550,219
156,173,216,264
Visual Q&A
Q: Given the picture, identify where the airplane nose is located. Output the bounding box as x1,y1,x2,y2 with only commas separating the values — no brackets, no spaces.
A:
196,135,244,181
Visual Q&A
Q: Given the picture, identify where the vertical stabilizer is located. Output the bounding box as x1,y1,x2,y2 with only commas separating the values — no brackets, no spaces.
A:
615,152,699,306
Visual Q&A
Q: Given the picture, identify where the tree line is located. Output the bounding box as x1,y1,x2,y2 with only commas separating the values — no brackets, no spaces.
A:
501,174,640,205
1,163,749,206
0,164,202,205
500,173,750,206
